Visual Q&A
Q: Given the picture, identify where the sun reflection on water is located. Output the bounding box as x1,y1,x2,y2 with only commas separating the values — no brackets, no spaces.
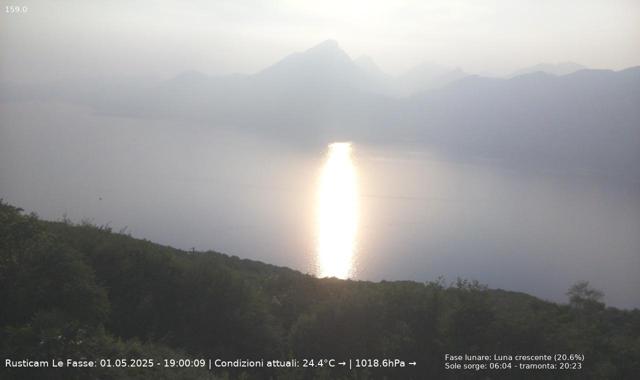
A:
316,142,358,279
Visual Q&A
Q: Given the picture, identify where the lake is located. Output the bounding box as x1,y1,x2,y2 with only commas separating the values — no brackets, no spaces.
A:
1,101,638,308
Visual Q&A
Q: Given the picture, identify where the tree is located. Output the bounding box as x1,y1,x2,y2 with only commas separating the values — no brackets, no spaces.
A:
567,281,605,311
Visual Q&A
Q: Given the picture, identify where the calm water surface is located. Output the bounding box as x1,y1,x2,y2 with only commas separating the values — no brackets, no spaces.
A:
1,102,638,308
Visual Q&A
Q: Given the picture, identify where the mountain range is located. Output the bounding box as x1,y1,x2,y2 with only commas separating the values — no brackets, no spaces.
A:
1,40,639,180
509,62,587,77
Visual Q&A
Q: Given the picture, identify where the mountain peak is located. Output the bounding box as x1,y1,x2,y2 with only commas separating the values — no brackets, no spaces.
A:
309,39,340,51
256,39,354,79
303,39,349,60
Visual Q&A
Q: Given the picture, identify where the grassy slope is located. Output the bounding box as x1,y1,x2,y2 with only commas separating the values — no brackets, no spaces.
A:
1,202,639,379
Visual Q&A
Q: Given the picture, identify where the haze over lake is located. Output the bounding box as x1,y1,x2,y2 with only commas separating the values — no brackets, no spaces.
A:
1,101,638,308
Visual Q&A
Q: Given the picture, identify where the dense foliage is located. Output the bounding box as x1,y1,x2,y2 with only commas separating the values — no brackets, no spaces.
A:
1,201,638,379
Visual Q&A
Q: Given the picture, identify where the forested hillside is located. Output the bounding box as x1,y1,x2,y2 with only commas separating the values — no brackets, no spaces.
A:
1,201,638,379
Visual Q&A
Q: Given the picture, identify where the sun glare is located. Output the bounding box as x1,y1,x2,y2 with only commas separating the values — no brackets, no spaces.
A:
316,142,358,279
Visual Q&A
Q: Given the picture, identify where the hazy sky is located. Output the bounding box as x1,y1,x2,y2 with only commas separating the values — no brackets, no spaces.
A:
1,0,639,81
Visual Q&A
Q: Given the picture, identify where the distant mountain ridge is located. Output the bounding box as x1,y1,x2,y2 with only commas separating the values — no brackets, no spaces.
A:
510,62,587,77
1,40,638,180
394,62,468,96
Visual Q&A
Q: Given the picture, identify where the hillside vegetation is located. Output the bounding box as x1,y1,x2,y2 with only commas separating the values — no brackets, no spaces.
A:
1,201,639,379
